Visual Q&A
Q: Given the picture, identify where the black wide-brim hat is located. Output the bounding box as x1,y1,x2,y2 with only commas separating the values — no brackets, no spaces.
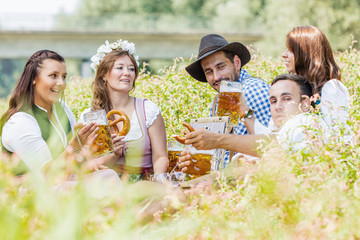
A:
185,34,251,82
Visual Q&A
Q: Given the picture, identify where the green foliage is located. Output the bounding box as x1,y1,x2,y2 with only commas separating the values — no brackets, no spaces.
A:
0,60,25,98
132,59,215,138
54,0,360,55
256,0,360,55
1,48,360,238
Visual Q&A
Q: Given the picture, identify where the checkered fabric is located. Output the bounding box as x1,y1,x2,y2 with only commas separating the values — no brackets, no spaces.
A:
209,69,271,168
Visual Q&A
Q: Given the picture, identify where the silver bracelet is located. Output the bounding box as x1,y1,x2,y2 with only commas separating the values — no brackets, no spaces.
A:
70,144,80,153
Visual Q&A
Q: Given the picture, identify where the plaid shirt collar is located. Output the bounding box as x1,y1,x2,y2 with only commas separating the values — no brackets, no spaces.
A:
238,69,249,84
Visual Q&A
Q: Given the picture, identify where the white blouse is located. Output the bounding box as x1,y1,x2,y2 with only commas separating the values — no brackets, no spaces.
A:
79,100,160,141
275,113,328,152
320,79,350,127
2,102,76,171
274,79,351,151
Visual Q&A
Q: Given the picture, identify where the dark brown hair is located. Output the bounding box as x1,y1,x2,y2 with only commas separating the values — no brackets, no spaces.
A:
286,25,341,93
272,74,313,100
223,51,236,63
91,50,139,112
0,50,65,135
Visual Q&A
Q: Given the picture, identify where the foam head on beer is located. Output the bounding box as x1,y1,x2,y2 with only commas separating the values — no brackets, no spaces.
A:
217,81,243,126
219,80,242,92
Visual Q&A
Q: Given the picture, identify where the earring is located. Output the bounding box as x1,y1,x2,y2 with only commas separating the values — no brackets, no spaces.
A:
32,81,36,85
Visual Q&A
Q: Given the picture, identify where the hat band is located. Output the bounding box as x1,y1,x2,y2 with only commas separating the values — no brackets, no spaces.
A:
198,45,225,58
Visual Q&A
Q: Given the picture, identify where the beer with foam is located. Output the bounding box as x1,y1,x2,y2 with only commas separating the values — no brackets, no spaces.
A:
84,109,114,157
216,81,242,126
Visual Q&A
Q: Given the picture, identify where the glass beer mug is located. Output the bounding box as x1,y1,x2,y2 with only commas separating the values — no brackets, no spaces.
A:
216,80,243,127
185,147,215,180
83,109,114,157
167,141,184,173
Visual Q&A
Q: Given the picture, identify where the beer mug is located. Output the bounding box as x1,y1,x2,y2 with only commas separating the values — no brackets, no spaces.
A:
185,147,215,180
167,141,184,173
216,80,243,126
84,109,114,157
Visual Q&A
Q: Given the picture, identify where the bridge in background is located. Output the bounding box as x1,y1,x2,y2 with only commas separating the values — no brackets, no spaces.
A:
0,30,262,76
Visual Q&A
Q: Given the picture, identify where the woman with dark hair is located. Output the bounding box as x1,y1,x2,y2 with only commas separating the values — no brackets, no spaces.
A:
282,25,350,129
0,50,99,171
79,40,168,181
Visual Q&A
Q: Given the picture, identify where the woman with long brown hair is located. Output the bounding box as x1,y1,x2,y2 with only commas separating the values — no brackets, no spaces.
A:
79,40,168,181
0,50,124,199
282,25,350,129
0,50,102,171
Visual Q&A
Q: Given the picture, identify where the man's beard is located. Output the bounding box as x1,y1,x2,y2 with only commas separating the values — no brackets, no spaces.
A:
211,69,239,92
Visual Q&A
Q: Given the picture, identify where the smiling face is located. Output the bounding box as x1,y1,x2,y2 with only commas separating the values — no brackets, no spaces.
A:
282,49,296,74
200,51,241,92
270,80,305,128
104,55,136,94
33,59,67,112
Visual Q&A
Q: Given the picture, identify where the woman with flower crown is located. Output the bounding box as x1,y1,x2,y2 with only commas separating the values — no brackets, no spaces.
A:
79,40,169,181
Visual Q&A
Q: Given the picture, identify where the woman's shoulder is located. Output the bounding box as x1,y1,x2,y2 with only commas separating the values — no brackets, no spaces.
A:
321,79,349,107
135,98,161,127
6,111,38,125
144,99,160,109
322,79,349,95
135,98,160,111
2,112,40,141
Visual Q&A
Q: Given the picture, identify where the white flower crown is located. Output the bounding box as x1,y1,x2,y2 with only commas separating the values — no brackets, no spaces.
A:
90,39,140,73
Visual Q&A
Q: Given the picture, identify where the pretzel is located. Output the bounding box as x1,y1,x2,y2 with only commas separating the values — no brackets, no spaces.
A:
107,110,131,136
174,122,195,144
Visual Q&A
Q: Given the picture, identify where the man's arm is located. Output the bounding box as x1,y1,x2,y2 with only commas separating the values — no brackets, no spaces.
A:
184,128,274,157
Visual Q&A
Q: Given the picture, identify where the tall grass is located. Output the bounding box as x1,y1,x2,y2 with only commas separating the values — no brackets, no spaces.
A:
0,47,360,239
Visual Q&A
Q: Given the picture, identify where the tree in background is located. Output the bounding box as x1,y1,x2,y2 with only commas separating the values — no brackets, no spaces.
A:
1,0,359,97
256,0,360,55
213,0,261,32
0,60,24,98
55,0,173,30
56,0,359,55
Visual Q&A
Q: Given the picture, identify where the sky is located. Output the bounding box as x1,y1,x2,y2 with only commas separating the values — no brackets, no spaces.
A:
0,0,80,14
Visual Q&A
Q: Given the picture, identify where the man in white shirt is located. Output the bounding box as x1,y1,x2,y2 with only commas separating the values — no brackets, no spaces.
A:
179,74,317,171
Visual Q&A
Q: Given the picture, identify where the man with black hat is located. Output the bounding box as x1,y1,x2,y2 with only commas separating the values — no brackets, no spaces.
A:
185,34,271,167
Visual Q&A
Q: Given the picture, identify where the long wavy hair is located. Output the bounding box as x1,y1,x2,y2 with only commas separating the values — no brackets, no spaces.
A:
286,25,341,94
0,50,65,135
91,50,139,112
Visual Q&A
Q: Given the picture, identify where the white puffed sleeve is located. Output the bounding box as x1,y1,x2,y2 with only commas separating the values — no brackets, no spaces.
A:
320,80,353,143
320,80,350,126
144,100,161,128
2,112,53,171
